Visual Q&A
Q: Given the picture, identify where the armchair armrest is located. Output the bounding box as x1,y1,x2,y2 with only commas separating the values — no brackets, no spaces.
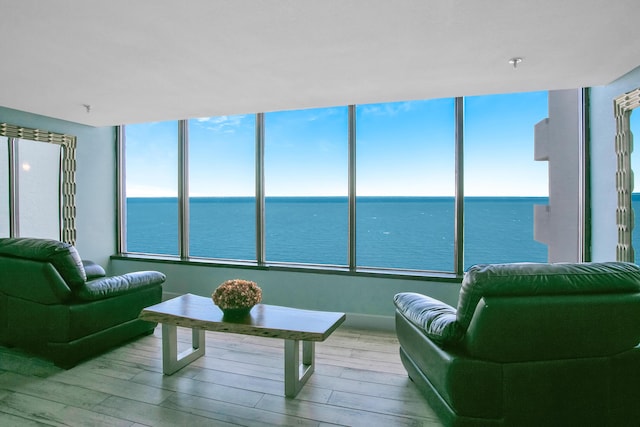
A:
82,260,106,280
75,271,166,301
394,292,463,346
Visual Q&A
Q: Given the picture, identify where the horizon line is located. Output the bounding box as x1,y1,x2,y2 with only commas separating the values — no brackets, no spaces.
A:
126,194,552,199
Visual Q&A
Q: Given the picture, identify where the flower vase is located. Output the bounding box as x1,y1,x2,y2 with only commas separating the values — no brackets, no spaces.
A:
222,306,253,318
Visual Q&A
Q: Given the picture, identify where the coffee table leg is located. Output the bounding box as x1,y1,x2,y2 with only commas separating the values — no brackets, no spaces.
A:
162,324,206,375
284,339,315,398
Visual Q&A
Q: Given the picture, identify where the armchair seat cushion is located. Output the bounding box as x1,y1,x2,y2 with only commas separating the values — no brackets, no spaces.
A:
76,271,167,301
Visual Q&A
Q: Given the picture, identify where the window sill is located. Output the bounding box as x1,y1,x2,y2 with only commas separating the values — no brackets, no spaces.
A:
111,253,462,283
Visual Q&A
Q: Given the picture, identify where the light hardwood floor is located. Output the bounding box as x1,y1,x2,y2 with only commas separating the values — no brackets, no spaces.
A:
0,326,443,426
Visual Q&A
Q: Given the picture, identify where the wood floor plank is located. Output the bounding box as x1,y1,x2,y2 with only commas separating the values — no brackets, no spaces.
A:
0,410,52,426
94,395,235,427
316,352,407,376
255,394,433,427
75,356,150,381
130,370,264,407
186,356,284,381
47,369,175,405
305,372,423,402
0,326,443,426
327,390,440,422
193,367,285,396
99,349,164,373
162,392,323,427
339,366,412,387
0,392,133,427
0,371,110,409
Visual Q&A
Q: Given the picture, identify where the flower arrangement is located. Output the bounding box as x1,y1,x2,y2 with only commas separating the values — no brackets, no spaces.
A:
212,279,262,311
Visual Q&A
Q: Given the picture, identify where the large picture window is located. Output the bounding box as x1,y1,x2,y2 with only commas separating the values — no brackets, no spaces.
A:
265,107,349,265
121,91,549,276
188,115,256,260
355,99,455,271
464,92,549,268
125,121,179,255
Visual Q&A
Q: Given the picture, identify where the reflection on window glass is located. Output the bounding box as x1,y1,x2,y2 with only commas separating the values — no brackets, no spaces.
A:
265,107,348,265
189,115,256,260
464,92,548,268
356,99,456,271
18,139,61,239
631,110,640,262
125,121,179,255
0,137,9,237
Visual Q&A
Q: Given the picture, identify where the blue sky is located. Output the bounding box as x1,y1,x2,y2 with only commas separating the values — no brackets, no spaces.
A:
126,91,549,197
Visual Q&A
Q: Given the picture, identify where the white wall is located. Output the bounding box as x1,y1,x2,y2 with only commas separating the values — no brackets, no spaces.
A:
111,258,461,330
534,89,584,262
590,66,640,261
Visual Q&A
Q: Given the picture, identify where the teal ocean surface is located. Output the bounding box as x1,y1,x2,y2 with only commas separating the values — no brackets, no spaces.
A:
126,196,562,271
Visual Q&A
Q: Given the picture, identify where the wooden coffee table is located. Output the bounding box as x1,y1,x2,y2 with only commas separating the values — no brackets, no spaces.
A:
139,293,346,397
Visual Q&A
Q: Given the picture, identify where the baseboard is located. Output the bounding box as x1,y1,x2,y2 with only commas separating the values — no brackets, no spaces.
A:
342,312,395,332
162,291,182,301
161,291,395,332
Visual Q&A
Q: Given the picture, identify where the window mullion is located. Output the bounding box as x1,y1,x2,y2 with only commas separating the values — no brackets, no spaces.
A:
178,120,189,259
116,126,126,253
255,113,265,265
348,105,357,270
454,97,464,275
8,137,18,237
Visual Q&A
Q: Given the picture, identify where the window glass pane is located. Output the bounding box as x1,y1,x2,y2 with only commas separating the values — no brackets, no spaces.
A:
18,139,60,239
189,115,256,260
356,99,456,271
0,137,9,237
125,121,179,255
265,107,348,265
464,91,548,268
631,109,640,262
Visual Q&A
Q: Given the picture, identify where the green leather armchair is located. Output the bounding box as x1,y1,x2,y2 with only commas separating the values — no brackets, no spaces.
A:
394,262,640,427
0,237,165,368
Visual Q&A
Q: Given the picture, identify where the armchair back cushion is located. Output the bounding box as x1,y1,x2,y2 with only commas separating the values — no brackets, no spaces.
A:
0,238,86,288
458,262,640,362
458,262,640,329
0,256,73,304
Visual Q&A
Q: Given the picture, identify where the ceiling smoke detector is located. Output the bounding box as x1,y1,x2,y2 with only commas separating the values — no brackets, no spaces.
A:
509,57,523,69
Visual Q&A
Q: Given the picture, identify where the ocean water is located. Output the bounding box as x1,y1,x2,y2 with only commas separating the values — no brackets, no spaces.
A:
127,196,554,271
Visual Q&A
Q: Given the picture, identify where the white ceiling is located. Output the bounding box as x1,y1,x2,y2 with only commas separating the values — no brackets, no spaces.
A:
1,0,639,127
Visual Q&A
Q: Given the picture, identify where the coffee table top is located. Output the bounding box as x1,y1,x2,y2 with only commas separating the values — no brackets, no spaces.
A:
139,293,346,341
